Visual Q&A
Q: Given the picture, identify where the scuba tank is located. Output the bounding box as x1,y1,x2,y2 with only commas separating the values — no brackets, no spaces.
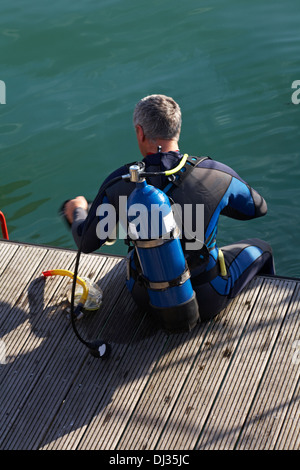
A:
126,163,199,333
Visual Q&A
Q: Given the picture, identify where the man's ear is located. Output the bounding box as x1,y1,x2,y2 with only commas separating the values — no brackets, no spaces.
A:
136,125,145,142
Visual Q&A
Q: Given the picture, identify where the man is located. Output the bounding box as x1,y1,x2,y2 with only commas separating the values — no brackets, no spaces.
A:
65,94,274,323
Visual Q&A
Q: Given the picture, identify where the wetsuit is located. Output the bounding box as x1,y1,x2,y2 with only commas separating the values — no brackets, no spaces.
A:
72,151,274,322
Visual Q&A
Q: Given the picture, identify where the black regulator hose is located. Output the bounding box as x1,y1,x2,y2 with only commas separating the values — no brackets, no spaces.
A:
68,175,124,359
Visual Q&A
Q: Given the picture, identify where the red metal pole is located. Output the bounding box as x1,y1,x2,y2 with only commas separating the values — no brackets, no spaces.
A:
0,211,9,240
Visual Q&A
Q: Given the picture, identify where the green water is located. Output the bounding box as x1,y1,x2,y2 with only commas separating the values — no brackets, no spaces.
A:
0,0,299,277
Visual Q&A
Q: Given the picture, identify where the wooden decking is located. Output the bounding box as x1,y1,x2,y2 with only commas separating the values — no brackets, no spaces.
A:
0,239,299,450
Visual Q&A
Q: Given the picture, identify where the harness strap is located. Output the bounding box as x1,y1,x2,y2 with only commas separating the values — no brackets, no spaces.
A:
141,265,191,291
191,263,220,286
128,254,191,291
190,249,227,286
164,155,210,193
128,248,226,289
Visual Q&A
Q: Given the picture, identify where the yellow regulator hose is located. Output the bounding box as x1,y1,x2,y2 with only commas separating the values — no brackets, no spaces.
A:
42,269,89,306
164,153,188,176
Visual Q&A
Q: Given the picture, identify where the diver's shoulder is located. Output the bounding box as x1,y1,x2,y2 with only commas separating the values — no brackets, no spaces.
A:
197,157,244,180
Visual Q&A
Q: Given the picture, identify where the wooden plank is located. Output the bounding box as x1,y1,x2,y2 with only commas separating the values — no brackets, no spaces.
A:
0,241,19,275
94,324,167,451
86,325,208,450
115,321,211,450
0,245,123,449
195,278,296,450
42,306,163,450
274,380,299,450
155,276,264,450
0,244,51,377
0,243,47,330
236,283,300,450
0,246,76,448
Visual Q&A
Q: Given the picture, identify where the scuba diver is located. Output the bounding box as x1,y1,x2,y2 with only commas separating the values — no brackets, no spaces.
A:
64,94,275,329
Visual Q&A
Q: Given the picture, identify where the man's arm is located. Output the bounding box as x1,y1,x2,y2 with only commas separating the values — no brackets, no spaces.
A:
64,196,102,253
64,165,129,253
220,176,267,220
71,206,102,253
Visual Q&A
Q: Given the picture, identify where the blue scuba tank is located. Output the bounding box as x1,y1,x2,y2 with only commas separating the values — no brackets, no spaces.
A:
126,167,199,333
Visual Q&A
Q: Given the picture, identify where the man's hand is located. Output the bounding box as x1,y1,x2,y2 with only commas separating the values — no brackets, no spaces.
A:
64,196,88,224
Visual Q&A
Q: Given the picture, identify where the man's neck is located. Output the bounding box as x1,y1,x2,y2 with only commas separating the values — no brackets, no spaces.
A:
143,139,179,156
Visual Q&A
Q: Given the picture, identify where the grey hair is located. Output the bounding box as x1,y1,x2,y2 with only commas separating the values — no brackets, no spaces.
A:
133,94,182,141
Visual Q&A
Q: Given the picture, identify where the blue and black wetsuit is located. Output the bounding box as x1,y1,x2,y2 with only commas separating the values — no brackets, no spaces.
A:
72,151,274,322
